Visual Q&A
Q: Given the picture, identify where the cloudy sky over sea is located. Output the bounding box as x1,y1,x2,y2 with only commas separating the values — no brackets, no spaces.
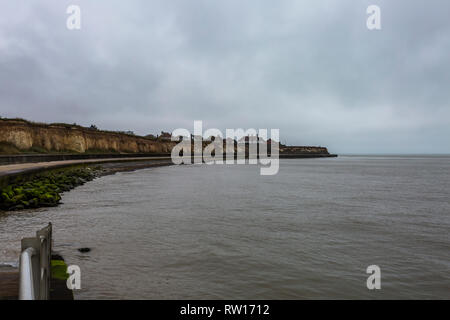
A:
0,0,449,153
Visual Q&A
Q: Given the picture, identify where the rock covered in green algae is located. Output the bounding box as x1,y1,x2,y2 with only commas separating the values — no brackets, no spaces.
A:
0,166,102,211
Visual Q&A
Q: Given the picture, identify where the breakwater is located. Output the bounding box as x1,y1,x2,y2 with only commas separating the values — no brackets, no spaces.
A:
0,152,336,166
0,157,174,211
0,152,172,165
0,166,101,211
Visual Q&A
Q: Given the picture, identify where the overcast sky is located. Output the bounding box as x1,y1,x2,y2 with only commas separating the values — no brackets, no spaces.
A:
0,0,449,154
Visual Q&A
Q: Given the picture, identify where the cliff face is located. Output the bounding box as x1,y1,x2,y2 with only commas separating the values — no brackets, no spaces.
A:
0,120,175,154
0,119,332,155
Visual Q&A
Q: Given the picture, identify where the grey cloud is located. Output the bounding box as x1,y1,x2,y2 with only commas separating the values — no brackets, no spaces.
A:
0,0,449,153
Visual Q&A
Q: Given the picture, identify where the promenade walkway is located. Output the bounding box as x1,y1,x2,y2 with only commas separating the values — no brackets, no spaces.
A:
0,156,172,178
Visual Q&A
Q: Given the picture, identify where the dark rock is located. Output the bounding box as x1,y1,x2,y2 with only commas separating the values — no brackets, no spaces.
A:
78,248,91,253
0,166,101,211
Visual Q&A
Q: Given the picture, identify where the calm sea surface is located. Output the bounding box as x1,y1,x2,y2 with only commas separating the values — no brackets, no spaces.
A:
1,156,449,299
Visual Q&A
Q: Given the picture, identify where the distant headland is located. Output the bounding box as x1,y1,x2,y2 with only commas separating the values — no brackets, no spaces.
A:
0,118,336,157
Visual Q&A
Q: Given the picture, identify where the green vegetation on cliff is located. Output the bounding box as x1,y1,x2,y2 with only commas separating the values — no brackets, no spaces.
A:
0,167,101,211
0,118,175,154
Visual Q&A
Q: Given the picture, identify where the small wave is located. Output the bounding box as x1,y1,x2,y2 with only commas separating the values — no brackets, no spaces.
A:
0,261,19,268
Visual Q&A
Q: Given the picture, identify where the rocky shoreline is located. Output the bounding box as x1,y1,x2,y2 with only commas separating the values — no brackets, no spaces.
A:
0,160,173,211
0,166,102,211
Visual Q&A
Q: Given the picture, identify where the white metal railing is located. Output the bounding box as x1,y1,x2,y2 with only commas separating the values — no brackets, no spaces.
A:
19,248,37,300
18,223,52,300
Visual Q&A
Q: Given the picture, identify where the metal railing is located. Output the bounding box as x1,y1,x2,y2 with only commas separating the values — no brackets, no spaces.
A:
19,223,52,300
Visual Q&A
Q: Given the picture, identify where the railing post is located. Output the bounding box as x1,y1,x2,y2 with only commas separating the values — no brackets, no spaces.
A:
19,247,37,300
37,223,52,300
20,238,40,299
19,223,53,300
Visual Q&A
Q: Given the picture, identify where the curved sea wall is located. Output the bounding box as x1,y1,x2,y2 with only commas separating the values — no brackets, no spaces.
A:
0,119,175,154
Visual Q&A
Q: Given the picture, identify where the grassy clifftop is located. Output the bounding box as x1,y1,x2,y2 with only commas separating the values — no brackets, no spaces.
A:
0,118,175,154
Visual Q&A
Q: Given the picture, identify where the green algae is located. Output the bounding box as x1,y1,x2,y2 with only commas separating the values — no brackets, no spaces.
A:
0,166,102,211
51,259,69,280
